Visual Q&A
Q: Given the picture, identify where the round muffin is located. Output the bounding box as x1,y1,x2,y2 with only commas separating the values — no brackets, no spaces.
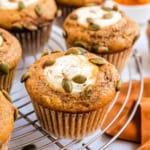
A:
0,90,18,150
0,28,22,92
55,0,104,25
0,0,57,56
63,5,140,72
23,47,121,139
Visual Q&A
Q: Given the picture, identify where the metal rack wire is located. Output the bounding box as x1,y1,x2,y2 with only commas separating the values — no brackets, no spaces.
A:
9,26,143,150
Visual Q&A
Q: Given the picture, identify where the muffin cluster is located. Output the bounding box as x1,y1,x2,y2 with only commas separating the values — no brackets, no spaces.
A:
0,0,141,149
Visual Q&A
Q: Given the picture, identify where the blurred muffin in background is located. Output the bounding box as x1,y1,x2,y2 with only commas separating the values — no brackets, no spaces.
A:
63,5,140,72
0,0,57,56
56,0,105,26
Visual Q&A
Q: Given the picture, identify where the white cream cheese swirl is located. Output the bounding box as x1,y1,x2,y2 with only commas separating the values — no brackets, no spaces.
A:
0,35,3,47
0,0,38,9
76,6,122,27
44,55,98,94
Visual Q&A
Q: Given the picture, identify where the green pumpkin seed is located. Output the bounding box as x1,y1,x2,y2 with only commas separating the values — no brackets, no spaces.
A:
73,41,87,48
72,75,87,84
22,144,37,150
89,58,106,66
62,30,68,39
81,85,93,98
70,14,78,20
18,1,25,11
101,6,112,11
14,109,18,121
21,72,31,83
41,49,49,57
62,79,72,93
35,4,43,16
103,12,113,19
65,47,80,55
0,62,9,74
0,141,3,147
51,50,61,53
2,90,12,103
92,45,109,53
88,23,100,31
116,80,122,91
43,59,55,68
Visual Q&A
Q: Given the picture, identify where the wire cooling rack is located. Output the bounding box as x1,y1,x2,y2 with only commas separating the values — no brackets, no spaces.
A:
9,25,144,150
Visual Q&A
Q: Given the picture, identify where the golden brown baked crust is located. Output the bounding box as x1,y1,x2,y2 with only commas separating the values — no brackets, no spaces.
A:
0,28,22,69
0,0,57,30
63,7,140,53
25,49,120,113
0,91,16,145
56,0,104,6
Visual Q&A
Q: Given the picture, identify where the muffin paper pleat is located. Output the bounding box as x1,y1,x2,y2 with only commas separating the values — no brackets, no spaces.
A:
0,68,16,92
32,100,108,139
99,48,133,72
11,23,52,57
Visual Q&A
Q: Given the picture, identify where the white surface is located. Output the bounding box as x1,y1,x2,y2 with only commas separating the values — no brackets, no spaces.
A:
10,24,149,150
76,6,121,27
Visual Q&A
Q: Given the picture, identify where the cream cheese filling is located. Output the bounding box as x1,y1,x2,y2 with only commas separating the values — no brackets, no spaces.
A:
0,35,3,47
76,6,122,27
0,0,38,9
44,55,98,94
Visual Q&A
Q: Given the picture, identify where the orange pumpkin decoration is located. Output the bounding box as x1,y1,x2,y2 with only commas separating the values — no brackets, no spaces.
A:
114,0,150,5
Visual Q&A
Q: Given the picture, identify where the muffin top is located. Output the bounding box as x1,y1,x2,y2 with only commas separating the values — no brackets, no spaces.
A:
56,0,104,6
0,0,57,30
0,28,21,73
0,90,17,145
24,47,121,113
63,5,140,53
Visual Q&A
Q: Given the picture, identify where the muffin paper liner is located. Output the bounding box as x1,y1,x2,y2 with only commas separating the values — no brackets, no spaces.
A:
32,100,108,139
11,23,52,57
99,47,133,72
56,4,76,26
0,68,16,92
0,139,9,150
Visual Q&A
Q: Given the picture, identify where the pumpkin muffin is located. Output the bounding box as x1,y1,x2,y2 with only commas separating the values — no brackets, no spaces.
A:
63,5,140,72
55,0,104,25
0,0,57,56
22,47,121,139
0,90,18,150
0,28,22,92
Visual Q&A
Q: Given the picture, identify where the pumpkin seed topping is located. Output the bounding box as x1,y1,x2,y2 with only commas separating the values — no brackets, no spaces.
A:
14,109,18,121
73,41,87,48
43,59,55,68
103,12,113,19
116,80,122,91
0,62,9,74
72,75,87,84
21,72,31,83
81,84,93,98
89,58,106,66
35,4,43,16
62,79,72,93
51,50,61,53
18,1,25,11
88,23,100,31
2,90,12,103
62,30,68,39
41,49,49,57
